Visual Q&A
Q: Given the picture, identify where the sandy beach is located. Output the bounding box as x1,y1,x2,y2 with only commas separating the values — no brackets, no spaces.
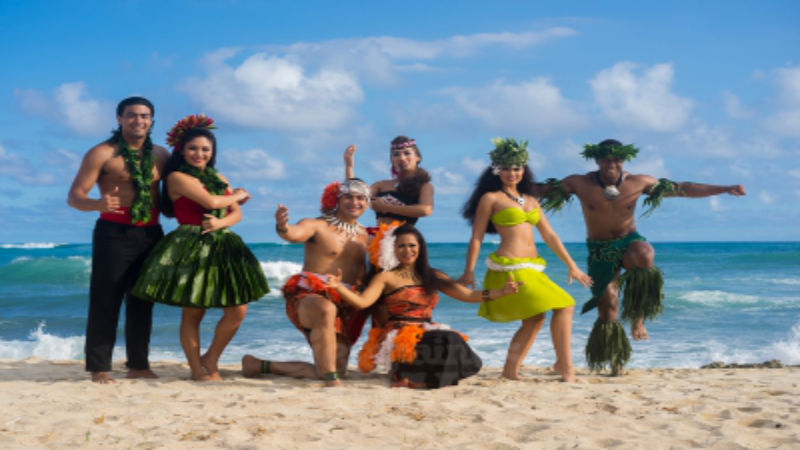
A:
0,358,797,449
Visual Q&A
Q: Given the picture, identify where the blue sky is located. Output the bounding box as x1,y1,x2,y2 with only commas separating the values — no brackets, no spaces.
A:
1,1,798,244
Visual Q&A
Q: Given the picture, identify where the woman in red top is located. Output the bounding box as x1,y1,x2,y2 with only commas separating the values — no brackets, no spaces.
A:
132,115,269,381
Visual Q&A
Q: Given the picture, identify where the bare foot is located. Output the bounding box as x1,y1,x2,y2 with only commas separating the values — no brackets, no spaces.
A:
324,379,342,387
501,371,521,380
556,365,576,383
126,369,158,379
241,354,262,378
191,372,219,382
631,319,649,340
91,371,116,384
200,353,221,379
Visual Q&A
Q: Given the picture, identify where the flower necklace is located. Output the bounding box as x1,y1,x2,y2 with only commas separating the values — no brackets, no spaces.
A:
501,189,525,206
323,214,366,240
110,131,154,224
178,163,229,218
594,171,623,200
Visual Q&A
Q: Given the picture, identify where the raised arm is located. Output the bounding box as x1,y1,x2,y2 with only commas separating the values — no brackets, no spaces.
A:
457,194,492,287
168,172,249,210
343,144,356,179
534,201,592,288
438,271,519,303
67,144,121,213
274,204,317,243
325,269,388,309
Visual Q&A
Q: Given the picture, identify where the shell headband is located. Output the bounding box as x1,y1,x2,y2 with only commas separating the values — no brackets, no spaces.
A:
320,179,371,214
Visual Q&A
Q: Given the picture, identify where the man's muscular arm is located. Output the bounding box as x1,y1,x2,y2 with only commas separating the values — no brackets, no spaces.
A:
67,144,122,213
274,204,317,243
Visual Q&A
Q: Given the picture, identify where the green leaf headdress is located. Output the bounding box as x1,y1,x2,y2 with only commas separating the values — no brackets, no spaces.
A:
489,137,529,173
581,140,639,162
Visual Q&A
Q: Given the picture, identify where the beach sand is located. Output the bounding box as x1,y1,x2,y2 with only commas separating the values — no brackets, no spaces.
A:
0,358,797,449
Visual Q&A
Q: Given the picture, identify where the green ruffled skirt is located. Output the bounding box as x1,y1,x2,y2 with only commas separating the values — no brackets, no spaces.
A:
479,253,575,322
131,225,269,308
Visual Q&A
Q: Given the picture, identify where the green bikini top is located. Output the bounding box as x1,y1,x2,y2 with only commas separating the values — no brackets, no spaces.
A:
490,206,540,227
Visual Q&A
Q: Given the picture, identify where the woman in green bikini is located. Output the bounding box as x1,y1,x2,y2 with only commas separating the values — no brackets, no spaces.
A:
458,138,592,382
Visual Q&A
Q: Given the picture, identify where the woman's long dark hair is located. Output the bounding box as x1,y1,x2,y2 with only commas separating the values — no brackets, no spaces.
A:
390,135,431,200
392,224,453,295
460,165,536,234
160,128,218,218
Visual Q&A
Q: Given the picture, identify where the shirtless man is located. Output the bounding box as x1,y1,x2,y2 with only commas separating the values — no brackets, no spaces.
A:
67,96,169,383
540,139,745,375
242,179,370,386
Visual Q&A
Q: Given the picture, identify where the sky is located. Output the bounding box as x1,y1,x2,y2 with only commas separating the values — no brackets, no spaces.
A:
1,1,798,244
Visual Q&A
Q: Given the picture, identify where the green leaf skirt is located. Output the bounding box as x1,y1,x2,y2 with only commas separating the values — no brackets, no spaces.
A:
131,225,269,308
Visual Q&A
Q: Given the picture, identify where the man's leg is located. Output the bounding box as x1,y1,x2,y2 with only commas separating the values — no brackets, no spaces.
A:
621,241,656,340
242,294,342,386
85,222,128,383
124,226,162,378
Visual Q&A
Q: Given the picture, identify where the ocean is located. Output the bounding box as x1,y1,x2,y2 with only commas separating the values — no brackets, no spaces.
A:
1,241,798,370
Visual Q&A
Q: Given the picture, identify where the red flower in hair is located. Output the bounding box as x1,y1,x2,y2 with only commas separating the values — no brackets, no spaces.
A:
320,181,340,213
166,114,216,148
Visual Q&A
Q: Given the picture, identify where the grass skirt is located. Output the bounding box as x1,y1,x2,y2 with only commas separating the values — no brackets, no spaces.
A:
480,253,575,322
131,225,269,308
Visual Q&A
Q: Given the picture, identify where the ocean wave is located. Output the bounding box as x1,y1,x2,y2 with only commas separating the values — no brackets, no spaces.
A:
259,260,302,284
677,290,760,306
0,256,91,284
0,242,64,249
0,323,84,360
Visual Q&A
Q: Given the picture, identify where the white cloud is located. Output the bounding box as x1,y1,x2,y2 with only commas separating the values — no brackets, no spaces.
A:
709,196,727,212
722,91,753,119
590,62,693,132
271,28,577,85
220,148,286,180
627,155,669,178
180,52,364,133
14,82,111,135
462,156,487,175
0,144,55,185
788,169,800,179
446,77,586,136
764,66,800,138
428,167,468,195
758,190,777,204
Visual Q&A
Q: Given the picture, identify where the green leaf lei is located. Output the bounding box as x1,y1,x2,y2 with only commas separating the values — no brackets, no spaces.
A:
109,131,155,224
641,178,679,217
539,178,573,213
177,163,230,218
581,143,639,161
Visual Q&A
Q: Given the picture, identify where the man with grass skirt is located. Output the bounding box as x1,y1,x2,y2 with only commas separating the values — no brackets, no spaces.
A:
538,139,746,375
67,97,169,383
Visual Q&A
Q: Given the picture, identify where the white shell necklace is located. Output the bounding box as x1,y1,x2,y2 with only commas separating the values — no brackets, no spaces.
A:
323,214,366,239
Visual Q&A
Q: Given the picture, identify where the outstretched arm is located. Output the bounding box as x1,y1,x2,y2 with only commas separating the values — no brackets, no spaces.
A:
325,269,387,309
535,202,592,288
675,182,746,197
438,271,520,303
